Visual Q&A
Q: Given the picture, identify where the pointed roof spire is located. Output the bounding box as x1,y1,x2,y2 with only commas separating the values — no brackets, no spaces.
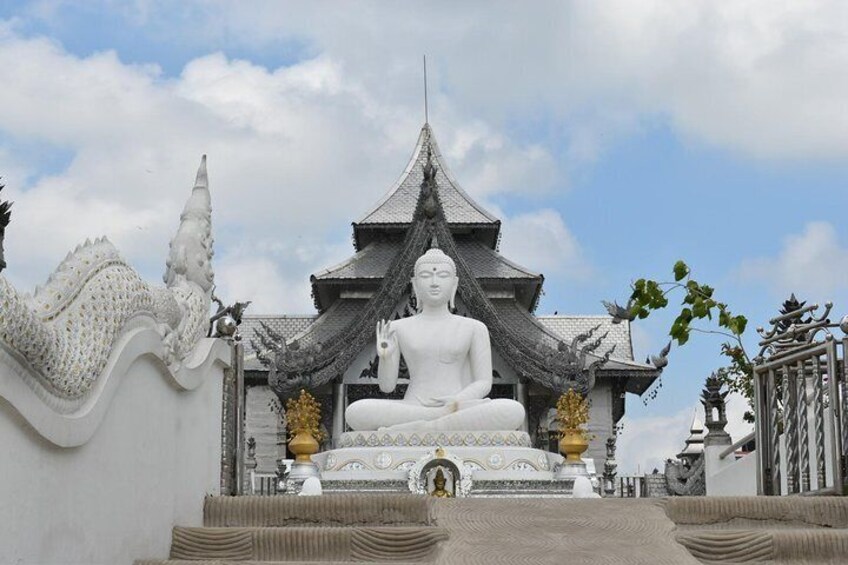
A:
423,55,429,125
689,412,705,435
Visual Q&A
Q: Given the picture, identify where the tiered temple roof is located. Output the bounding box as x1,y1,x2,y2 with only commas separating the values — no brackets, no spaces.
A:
245,124,660,400
353,125,500,249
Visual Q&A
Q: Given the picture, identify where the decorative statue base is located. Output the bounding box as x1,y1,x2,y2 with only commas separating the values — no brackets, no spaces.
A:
312,440,595,497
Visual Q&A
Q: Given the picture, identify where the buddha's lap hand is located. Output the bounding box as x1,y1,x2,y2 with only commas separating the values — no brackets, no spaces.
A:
418,396,448,407
430,396,491,412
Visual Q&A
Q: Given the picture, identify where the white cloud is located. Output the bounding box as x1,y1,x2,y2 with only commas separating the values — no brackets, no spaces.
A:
498,209,592,281
0,26,558,308
617,391,753,475
724,391,755,444
736,221,848,299
87,0,848,162
617,403,695,475
215,256,308,314
4,3,845,311
214,236,352,313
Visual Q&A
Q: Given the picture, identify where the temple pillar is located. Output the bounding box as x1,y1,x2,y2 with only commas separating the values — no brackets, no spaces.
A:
516,380,529,433
332,379,346,446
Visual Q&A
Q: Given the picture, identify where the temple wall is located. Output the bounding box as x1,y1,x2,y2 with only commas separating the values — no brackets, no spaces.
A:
586,382,614,463
245,384,285,473
0,348,227,565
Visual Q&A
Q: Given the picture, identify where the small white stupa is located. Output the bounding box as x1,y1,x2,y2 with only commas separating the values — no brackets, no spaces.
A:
676,411,705,465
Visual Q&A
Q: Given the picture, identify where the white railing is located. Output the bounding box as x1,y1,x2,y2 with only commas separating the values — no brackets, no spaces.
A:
719,432,755,461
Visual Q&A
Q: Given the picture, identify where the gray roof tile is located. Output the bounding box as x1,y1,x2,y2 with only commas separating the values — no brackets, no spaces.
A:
241,300,369,371
313,238,539,281
536,316,634,361
491,300,647,371
241,315,317,371
292,298,367,347
312,240,399,280
356,125,499,226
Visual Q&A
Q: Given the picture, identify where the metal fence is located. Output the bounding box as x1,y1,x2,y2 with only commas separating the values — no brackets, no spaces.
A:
753,299,847,496
249,472,282,495
615,475,647,498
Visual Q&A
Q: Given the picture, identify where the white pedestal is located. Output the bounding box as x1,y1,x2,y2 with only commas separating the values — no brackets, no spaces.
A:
309,430,597,496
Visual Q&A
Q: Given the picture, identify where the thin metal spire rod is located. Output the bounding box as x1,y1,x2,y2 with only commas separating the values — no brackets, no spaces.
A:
423,54,429,124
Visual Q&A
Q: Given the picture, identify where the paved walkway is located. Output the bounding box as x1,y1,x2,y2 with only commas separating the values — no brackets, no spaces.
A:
433,498,699,565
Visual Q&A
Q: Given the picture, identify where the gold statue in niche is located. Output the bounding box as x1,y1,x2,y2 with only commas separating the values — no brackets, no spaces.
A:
430,468,453,498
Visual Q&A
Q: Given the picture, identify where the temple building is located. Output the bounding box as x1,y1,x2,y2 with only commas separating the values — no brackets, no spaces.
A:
240,124,662,474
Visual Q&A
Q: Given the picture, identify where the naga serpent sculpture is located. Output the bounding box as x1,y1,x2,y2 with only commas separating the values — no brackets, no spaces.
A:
0,157,222,446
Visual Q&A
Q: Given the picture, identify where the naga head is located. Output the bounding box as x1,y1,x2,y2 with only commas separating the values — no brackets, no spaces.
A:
0,182,11,273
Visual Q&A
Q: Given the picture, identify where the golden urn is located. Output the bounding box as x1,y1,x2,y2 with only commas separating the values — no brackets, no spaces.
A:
289,430,320,463
559,429,589,463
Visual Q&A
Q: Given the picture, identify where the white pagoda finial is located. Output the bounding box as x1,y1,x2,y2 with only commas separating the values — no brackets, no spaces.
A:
164,155,214,294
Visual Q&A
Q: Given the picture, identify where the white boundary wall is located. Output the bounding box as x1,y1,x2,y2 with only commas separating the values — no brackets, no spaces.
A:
0,340,229,565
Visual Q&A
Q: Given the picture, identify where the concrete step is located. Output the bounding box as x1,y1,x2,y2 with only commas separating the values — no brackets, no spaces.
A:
204,494,434,528
136,561,423,564
676,529,848,563
664,497,848,530
166,526,448,562
665,497,848,564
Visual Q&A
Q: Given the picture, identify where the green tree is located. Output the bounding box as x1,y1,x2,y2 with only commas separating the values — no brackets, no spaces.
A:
604,260,754,421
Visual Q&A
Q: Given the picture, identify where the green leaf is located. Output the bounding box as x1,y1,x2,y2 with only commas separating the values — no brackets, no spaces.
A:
670,320,683,339
733,315,748,335
673,260,689,281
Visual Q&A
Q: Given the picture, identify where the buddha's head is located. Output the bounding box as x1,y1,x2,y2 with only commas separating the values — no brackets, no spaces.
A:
412,248,458,312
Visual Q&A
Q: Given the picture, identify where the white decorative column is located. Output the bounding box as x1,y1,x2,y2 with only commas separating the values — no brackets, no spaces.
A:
333,379,346,447
516,380,529,433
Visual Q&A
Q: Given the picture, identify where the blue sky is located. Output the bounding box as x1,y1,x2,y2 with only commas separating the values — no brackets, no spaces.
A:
1,1,847,472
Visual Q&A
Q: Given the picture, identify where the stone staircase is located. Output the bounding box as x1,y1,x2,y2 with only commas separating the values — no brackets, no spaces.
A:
134,494,848,564
666,497,848,564
134,494,448,564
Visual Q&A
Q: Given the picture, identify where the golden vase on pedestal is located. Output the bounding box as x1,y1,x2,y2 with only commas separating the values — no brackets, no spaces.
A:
289,431,319,463
559,429,589,463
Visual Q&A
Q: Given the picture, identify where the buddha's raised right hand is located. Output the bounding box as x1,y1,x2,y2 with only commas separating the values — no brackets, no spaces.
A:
376,320,397,358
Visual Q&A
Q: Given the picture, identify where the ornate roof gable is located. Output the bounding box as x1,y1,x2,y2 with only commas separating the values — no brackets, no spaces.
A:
353,124,500,250
268,145,646,397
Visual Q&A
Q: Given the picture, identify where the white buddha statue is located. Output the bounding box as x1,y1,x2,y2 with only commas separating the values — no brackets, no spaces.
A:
344,248,526,432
